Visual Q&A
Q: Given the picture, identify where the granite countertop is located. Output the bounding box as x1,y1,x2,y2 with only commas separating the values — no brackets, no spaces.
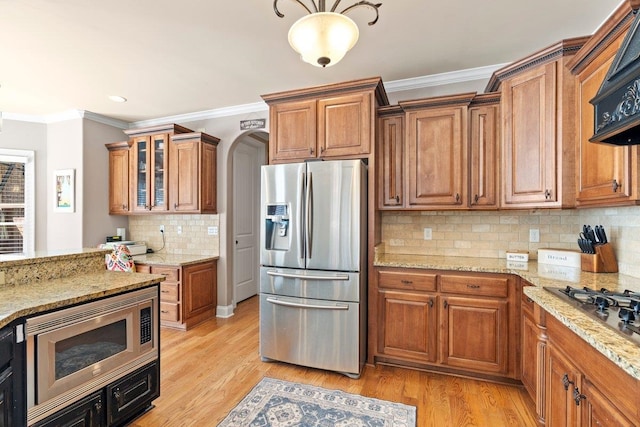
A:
132,253,219,266
0,248,110,267
0,271,165,329
374,252,640,379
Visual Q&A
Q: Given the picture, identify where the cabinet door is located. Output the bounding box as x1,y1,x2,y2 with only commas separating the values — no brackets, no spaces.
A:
469,103,499,208
33,391,105,427
502,62,557,206
441,296,508,375
0,368,12,427
576,34,634,206
318,92,371,158
378,290,437,363
406,106,467,208
170,139,200,212
521,304,541,405
580,379,635,427
546,344,580,427
131,135,168,212
201,142,217,213
149,134,169,212
130,136,151,212
183,261,217,321
269,99,317,162
378,115,404,208
107,145,130,214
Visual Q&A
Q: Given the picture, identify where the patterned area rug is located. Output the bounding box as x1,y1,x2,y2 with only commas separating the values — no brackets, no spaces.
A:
217,377,416,427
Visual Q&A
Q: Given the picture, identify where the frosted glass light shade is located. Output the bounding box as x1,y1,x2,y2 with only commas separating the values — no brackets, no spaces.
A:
288,12,359,67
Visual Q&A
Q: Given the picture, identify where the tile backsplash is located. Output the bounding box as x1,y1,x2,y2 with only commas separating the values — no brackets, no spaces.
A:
127,214,219,257
381,206,640,278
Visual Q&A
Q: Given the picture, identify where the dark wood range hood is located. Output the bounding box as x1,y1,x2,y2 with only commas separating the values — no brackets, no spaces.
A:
590,2,640,145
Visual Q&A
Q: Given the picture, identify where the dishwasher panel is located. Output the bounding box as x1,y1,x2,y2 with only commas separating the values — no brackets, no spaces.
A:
259,294,363,377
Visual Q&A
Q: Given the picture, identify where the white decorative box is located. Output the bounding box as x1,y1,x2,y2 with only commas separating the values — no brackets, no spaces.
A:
537,248,581,268
506,251,529,262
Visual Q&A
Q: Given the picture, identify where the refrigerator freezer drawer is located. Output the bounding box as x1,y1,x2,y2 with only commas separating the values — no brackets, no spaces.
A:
259,294,363,376
260,267,361,302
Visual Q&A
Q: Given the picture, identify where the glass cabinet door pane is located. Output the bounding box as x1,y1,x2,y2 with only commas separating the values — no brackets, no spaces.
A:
153,136,165,208
137,141,147,208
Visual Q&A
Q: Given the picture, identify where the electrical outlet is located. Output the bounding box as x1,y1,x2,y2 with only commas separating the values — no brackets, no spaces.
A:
208,226,218,236
159,225,165,233
529,229,540,243
177,226,182,234
423,228,432,240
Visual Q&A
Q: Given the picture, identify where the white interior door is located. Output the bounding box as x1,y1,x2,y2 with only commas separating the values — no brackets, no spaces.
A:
233,139,263,303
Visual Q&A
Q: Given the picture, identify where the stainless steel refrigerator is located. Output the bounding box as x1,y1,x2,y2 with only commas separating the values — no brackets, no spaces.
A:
259,159,367,378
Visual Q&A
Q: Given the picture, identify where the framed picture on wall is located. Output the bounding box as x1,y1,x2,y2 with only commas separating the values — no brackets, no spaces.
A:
54,169,75,212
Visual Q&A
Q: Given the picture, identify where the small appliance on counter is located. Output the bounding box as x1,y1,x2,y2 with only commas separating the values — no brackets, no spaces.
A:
104,239,148,256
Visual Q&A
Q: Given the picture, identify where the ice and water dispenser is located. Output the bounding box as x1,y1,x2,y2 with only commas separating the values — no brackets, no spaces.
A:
264,203,290,251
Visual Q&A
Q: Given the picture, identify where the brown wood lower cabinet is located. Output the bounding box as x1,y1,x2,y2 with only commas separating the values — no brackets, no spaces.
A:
136,260,217,330
521,288,547,426
375,268,518,381
542,311,638,426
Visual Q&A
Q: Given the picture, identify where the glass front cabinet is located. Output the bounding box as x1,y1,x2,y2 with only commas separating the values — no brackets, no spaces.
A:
131,134,169,212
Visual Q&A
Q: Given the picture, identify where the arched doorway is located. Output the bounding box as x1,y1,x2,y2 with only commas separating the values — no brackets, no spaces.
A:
228,131,268,305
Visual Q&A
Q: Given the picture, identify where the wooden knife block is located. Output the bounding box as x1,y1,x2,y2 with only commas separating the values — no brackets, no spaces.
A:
580,243,618,273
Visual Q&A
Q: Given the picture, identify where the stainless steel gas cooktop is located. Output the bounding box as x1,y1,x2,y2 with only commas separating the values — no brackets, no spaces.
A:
545,286,640,346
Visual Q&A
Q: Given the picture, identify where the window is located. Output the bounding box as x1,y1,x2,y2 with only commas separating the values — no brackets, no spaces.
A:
0,149,34,254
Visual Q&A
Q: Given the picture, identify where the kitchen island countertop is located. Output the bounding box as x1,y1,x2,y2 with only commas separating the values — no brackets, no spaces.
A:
374,251,640,379
0,270,165,329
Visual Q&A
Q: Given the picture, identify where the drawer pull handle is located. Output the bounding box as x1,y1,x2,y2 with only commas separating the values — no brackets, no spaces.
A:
562,374,574,391
467,284,480,289
429,299,434,308
401,280,413,285
161,290,169,293
161,310,169,314
527,297,534,303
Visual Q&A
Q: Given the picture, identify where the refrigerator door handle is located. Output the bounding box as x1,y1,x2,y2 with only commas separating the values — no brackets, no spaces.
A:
266,270,350,281
306,172,313,259
266,297,349,311
299,172,306,259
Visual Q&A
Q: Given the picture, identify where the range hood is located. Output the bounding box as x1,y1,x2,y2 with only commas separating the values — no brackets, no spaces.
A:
590,6,640,145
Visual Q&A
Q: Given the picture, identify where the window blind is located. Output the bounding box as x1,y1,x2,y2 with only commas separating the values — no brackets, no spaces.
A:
0,162,25,254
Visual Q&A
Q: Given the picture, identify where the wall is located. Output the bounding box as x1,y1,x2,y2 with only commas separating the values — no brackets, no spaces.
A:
128,214,219,257
381,206,640,278
0,119,48,250
82,119,128,247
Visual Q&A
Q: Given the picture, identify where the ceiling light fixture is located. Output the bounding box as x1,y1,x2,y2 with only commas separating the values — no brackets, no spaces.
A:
274,0,382,68
108,95,127,103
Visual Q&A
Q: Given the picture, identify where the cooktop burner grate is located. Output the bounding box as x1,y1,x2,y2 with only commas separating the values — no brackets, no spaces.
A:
545,286,640,346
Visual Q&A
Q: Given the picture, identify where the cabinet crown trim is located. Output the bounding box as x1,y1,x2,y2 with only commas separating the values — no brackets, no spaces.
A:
399,92,476,110
171,132,220,145
124,123,193,137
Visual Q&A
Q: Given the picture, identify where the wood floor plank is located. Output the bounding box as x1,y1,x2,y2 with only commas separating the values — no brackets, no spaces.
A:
129,296,537,426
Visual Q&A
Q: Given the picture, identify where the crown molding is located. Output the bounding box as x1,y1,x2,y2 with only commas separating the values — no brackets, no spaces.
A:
384,63,510,93
1,63,508,127
129,102,269,129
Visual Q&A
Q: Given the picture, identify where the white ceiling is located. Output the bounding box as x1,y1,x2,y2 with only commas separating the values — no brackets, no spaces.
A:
0,0,624,123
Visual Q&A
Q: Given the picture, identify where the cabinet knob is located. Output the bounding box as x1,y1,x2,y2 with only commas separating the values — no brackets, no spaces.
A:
428,299,434,308
443,300,448,309
113,388,122,403
454,193,460,203
122,204,126,210
174,203,178,209
395,195,399,203
562,373,574,391
94,401,102,412
612,179,620,192
544,189,552,200
309,147,314,155
573,387,586,406
320,146,325,153
474,194,479,204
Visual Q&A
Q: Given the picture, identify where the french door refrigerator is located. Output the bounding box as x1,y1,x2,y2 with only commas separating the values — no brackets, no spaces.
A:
259,159,367,378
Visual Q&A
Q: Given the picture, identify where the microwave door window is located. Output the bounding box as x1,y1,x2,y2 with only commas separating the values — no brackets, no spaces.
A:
54,319,128,380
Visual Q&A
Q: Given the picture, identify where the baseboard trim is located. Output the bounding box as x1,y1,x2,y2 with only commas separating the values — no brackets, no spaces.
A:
216,304,235,318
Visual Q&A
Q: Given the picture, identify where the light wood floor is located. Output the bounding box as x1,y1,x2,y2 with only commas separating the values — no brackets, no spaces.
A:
130,296,537,426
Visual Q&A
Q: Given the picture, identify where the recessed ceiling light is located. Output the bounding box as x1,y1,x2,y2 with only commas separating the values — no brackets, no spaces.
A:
108,95,127,103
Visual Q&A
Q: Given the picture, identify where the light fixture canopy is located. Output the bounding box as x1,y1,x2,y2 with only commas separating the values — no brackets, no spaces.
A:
275,0,382,68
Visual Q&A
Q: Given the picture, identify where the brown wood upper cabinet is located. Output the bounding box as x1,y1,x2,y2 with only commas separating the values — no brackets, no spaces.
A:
487,38,588,209
262,77,388,164
106,141,132,214
568,4,640,208
169,132,219,214
106,124,219,215
377,93,499,210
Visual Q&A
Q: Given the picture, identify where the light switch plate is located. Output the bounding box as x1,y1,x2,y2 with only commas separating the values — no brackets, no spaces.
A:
208,226,218,236
423,228,432,240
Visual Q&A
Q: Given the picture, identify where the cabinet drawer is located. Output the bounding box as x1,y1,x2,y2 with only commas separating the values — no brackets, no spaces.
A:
378,270,437,292
135,264,151,274
440,274,508,298
152,266,180,283
0,327,13,369
159,283,179,302
521,289,535,313
160,302,180,322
